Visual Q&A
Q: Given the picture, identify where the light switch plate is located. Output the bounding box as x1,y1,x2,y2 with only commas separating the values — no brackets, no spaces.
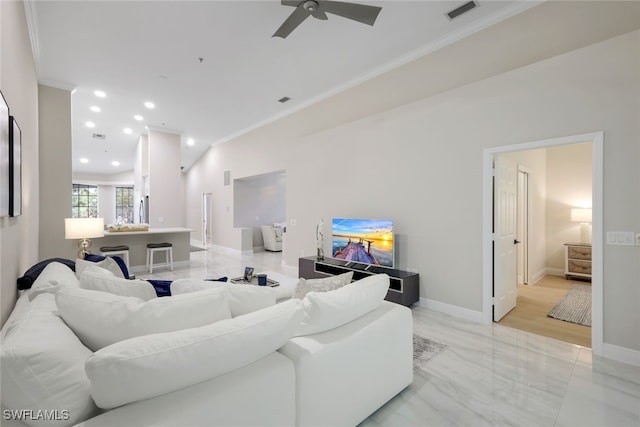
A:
636,232,640,246
606,231,635,246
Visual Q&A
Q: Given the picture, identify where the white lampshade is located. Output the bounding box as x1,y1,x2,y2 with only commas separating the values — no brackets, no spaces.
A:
570,208,592,223
65,218,105,239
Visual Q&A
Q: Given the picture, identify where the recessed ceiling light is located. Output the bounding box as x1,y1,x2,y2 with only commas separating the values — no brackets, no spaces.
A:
123,128,132,134
187,138,195,146
134,115,143,121
112,161,120,167
90,106,101,112
144,101,155,109
85,121,95,128
80,158,89,164
94,90,106,98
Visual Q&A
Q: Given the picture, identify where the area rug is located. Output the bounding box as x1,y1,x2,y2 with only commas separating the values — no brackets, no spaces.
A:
547,284,592,327
413,334,448,371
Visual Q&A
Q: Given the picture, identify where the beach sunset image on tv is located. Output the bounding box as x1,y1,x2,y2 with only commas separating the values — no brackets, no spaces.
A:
331,218,394,267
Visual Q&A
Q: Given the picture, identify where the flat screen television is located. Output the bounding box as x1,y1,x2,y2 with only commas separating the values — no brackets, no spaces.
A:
331,218,394,268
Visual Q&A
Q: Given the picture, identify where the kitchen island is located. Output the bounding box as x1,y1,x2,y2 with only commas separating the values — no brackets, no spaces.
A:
95,227,194,272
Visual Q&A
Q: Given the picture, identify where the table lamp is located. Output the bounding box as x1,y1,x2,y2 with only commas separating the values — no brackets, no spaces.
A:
570,208,592,244
65,218,105,258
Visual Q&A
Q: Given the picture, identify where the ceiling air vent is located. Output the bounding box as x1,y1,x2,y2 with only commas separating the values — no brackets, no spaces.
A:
446,1,477,20
278,96,291,103
92,133,106,140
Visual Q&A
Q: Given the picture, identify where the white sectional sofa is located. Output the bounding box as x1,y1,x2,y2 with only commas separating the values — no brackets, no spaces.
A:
0,261,413,427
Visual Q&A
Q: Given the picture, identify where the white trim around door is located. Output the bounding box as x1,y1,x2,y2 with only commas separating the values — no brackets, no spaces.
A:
482,131,604,356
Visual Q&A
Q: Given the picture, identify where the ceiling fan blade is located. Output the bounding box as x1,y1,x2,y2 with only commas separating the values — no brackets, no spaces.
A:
281,0,301,7
321,1,382,26
310,8,328,20
273,5,311,38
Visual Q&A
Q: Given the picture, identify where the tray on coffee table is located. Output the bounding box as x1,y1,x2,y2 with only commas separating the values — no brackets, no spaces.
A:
230,277,279,287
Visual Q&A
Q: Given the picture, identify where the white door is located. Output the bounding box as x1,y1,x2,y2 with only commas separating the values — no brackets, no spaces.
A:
493,156,518,321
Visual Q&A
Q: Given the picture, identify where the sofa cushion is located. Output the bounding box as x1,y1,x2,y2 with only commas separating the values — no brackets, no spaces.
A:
78,269,157,300
56,287,232,351
16,258,76,290
86,299,304,409
171,279,276,316
296,273,390,336
84,253,130,279
0,294,98,427
28,261,80,302
291,271,353,299
76,256,125,278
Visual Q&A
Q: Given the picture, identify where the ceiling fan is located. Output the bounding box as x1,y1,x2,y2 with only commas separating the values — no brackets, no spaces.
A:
273,1,382,39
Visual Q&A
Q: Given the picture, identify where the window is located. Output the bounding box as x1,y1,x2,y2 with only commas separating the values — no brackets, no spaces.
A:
115,186,134,223
72,184,98,218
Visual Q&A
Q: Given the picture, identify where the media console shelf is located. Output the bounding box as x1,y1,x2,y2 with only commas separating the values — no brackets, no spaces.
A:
298,256,419,307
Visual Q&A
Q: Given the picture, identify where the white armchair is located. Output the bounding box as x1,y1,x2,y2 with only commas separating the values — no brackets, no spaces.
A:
261,225,283,252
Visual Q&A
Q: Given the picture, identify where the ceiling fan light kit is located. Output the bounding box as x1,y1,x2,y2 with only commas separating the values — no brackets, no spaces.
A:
273,0,382,39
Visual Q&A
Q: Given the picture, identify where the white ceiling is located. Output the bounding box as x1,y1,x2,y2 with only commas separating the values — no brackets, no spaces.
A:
26,0,539,175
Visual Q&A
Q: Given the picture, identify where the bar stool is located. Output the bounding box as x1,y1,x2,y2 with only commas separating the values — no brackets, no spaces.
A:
146,243,173,274
100,245,130,270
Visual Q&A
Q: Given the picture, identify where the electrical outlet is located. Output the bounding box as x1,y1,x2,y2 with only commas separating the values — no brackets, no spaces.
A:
636,232,640,246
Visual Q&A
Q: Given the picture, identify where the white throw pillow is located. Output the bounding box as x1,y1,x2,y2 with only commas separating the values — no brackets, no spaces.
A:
296,273,390,336
56,287,232,351
78,270,157,300
76,257,124,278
86,299,304,409
28,261,80,301
171,279,277,316
292,271,354,299
0,294,98,427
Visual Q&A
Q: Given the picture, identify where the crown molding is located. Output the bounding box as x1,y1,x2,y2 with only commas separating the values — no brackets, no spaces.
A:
23,0,42,78
38,79,77,92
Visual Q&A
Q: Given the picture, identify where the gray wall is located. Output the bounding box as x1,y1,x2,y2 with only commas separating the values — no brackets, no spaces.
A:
38,85,77,261
0,0,40,326
184,7,640,353
148,130,183,228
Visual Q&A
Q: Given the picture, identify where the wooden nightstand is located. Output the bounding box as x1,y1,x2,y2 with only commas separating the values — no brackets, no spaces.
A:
564,243,592,280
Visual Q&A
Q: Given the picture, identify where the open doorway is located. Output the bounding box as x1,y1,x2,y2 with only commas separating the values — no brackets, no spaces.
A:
202,193,212,248
483,132,603,354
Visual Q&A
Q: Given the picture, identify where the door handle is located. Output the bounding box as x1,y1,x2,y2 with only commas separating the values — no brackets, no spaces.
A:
514,239,521,244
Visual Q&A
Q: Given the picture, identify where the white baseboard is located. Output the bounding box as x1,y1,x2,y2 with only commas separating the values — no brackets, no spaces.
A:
546,267,565,277
601,343,640,367
209,244,253,256
418,297,483,323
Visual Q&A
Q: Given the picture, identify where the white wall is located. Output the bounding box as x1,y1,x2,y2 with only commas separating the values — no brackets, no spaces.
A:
545,143,593,270
0,0,39,326
184,27,640,353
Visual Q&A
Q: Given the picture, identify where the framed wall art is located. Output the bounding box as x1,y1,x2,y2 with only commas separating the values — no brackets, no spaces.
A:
9,116,22,217
0,91,9,217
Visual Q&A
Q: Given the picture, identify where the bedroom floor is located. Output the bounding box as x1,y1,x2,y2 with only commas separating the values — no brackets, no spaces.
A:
139,247,640,427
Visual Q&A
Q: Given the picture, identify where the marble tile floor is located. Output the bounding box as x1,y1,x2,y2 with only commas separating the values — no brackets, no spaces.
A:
139,247,640,427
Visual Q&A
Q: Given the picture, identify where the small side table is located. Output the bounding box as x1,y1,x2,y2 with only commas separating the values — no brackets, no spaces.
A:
564,243,592,280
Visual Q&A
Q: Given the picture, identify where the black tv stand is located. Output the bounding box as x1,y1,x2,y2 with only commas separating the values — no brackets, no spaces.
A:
298,256,419,307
